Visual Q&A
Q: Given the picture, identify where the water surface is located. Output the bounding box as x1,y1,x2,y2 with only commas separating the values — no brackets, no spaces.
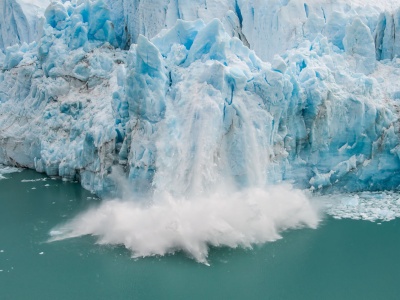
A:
1,170,399,299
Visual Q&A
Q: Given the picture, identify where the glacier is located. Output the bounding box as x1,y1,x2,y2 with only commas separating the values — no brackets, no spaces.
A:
3,0,400,61
0,0,50,50
1,0,400,194
1,0,400,261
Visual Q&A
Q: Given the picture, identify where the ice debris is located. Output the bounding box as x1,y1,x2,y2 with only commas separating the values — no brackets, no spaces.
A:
323,192,400,222
0,165,21,180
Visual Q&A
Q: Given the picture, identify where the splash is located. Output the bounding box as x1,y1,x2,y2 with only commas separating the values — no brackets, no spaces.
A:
50,185,319,264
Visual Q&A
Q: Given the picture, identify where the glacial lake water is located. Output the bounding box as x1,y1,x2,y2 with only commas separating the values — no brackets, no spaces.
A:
1,169,400,300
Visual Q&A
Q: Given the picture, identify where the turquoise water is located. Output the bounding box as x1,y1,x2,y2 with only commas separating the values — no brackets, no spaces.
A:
1,170,400,300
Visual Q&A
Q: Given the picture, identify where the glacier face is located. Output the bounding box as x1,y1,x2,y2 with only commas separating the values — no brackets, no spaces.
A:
1,0,400,196
92,0,400,62
3,0,400,62
0,0,50,50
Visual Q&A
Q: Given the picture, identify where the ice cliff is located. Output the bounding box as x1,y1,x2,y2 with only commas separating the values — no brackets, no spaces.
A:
3,0,400,61
104,0,400,62
1,0,400,196
0,0,50,50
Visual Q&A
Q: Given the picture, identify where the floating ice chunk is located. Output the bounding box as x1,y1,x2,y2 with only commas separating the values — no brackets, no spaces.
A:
0,166,21,180
341,195,359,207
323,192,400,222
21,178,47,182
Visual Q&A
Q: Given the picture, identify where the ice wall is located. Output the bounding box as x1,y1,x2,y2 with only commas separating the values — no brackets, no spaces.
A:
0,0,122,193
3,0,400,63
0,0,50,50
101,0,400,62
1,0,400,196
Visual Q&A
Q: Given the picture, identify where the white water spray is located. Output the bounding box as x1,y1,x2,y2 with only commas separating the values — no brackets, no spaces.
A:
50,185,319,264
